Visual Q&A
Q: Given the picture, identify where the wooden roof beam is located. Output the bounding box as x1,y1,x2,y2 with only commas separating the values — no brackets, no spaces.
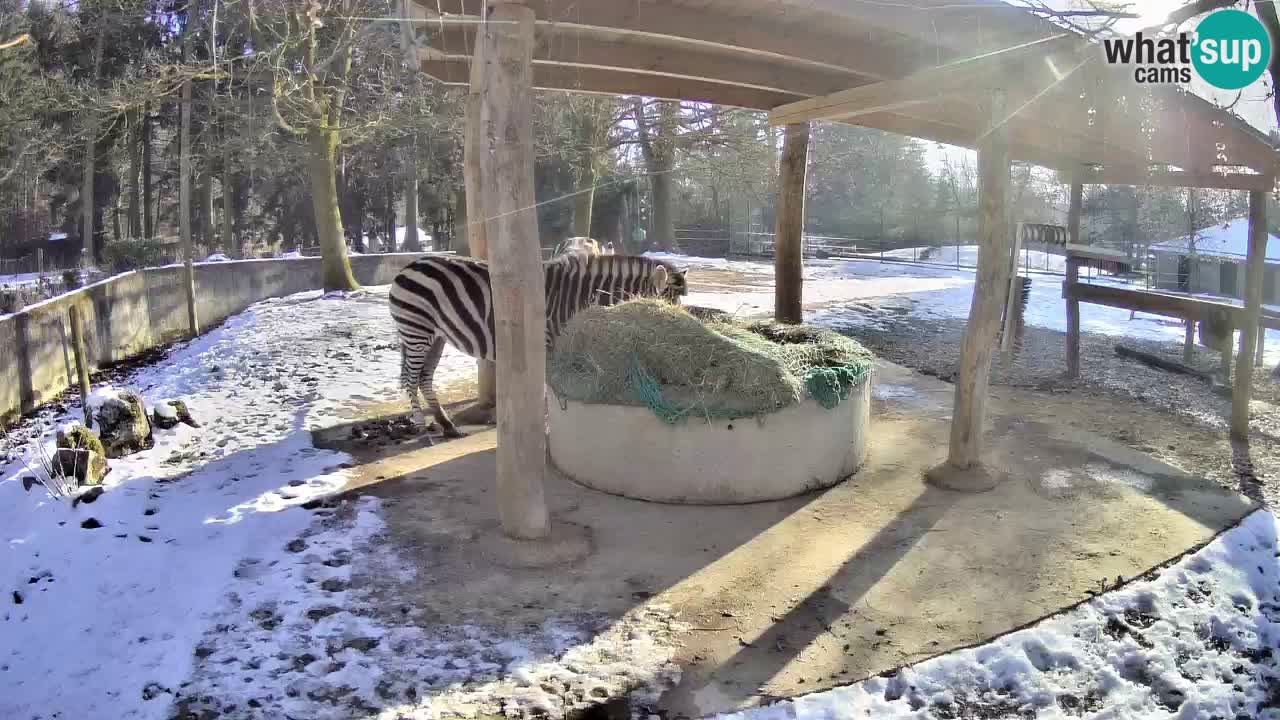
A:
1070,165,1276,191
767,33,1086,126
417,0,926,79
420,24,873,98
421,60,804,111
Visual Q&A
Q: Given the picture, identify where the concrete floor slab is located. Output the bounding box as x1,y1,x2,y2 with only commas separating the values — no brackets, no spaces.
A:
314,361,1257,719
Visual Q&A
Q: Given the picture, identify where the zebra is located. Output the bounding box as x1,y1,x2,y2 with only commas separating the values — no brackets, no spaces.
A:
388,252,689,441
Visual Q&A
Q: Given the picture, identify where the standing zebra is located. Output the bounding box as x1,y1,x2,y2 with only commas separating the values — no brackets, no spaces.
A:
389,252,688,441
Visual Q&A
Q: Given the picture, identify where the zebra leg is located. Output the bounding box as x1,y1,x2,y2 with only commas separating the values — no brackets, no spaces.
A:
399,339,434,440
418,337,465,439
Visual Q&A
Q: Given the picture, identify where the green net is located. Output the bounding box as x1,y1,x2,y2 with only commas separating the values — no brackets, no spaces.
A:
547,299,875,424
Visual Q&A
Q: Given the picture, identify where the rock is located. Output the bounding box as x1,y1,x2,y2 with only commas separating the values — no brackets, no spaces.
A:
152,402,180,430
57,424,105,456
93,390,154,458
52,448,109,486
154,399,200,429
20,475,36,492
71,485,106,507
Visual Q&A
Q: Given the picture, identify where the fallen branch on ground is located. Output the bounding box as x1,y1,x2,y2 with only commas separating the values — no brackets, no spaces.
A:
1114,344,1216,383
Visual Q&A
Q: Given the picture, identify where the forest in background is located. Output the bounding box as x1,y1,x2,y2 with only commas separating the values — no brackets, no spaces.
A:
2,0,1279,287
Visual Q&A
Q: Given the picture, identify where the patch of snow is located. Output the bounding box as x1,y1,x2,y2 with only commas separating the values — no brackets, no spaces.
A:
717,509,1280,720
204,253,230,262
85,385,123,413
281,250,304,259
153,401,178,420
1,285,680,720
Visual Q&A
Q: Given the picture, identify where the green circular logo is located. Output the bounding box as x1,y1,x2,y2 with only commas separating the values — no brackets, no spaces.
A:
1192,10,1272,90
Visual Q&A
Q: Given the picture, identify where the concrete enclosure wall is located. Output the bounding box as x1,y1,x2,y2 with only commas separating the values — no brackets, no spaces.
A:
547,377,871,504
1,253,429,426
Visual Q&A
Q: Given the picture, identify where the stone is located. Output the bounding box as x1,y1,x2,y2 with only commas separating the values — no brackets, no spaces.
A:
57,424,105,457
153,401,180,430
71,485,106,507
52,448,109,486
93,390,154,458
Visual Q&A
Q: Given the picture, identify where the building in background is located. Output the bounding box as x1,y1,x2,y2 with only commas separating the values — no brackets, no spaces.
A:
1150,217,1280,304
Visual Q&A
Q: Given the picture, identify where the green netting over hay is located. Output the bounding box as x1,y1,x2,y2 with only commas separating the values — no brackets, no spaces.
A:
547,299,875,424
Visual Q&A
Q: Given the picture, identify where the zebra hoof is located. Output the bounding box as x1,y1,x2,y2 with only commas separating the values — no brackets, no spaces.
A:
442,426,466,439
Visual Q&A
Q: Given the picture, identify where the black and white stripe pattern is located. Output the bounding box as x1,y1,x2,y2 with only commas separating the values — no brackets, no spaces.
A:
388,252,688,439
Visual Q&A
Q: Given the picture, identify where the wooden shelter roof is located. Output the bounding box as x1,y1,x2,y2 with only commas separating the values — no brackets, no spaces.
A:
410,0,1280,187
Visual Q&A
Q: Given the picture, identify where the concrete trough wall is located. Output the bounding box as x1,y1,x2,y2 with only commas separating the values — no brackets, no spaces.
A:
548,376,872,504
1,253,428,426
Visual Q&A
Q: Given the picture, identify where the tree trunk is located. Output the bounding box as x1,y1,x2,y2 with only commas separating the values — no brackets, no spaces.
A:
200,166,215,251
774,122,809,324
222,148,235,257
81,29,105,266
180,76,199,336
307,126,358,290
650,170,675,251
404,134,421,251
572,150,595,237
384,179,394,248
128,110,142,239
143,106,154,239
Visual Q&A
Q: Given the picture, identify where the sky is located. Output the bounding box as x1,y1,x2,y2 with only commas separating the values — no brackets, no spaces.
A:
924,1,1280,174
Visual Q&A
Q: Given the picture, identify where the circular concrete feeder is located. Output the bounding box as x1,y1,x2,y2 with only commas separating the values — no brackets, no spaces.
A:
547,373,871,505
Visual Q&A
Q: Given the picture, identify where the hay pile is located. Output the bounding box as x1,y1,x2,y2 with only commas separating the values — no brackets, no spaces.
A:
547,299,874,423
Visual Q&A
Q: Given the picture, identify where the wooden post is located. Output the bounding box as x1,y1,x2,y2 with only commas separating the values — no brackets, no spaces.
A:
477,2,550,540
1065,182,1083,378
1256,322,1266,365
774,122,809,324
68,305,92,427
927,89,1011,489
1232,189,1268,440
464,30,496,413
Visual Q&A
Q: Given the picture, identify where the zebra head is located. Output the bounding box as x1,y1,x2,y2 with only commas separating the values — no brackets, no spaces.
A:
651,262,689,304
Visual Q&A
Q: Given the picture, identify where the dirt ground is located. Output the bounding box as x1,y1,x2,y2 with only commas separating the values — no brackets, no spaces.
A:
315,357,1254,719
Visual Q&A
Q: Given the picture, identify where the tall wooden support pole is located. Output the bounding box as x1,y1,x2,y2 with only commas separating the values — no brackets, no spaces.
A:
928,90,1010,490
464,33,497,413
1232,190,1268,440
68,305,92,427
1065,182,1083,378
774,122,809,324
477,2,550,540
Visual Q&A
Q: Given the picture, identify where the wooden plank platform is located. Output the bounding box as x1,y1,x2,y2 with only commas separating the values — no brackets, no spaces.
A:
1065,282,1280,331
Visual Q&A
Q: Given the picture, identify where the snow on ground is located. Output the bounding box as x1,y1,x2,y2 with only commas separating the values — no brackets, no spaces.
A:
0,289,466,718
1,287,683,720
3,253,1277,719
717,509,1280,720
654,250,1280,367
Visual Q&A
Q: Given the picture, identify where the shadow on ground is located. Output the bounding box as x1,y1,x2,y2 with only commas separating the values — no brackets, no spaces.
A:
313,361,1257,719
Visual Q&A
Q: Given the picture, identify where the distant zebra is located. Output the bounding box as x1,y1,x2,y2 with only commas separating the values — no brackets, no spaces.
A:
389,252,689,440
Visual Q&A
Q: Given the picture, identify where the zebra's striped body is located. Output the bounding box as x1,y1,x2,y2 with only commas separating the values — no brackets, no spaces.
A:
389,252,688,439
